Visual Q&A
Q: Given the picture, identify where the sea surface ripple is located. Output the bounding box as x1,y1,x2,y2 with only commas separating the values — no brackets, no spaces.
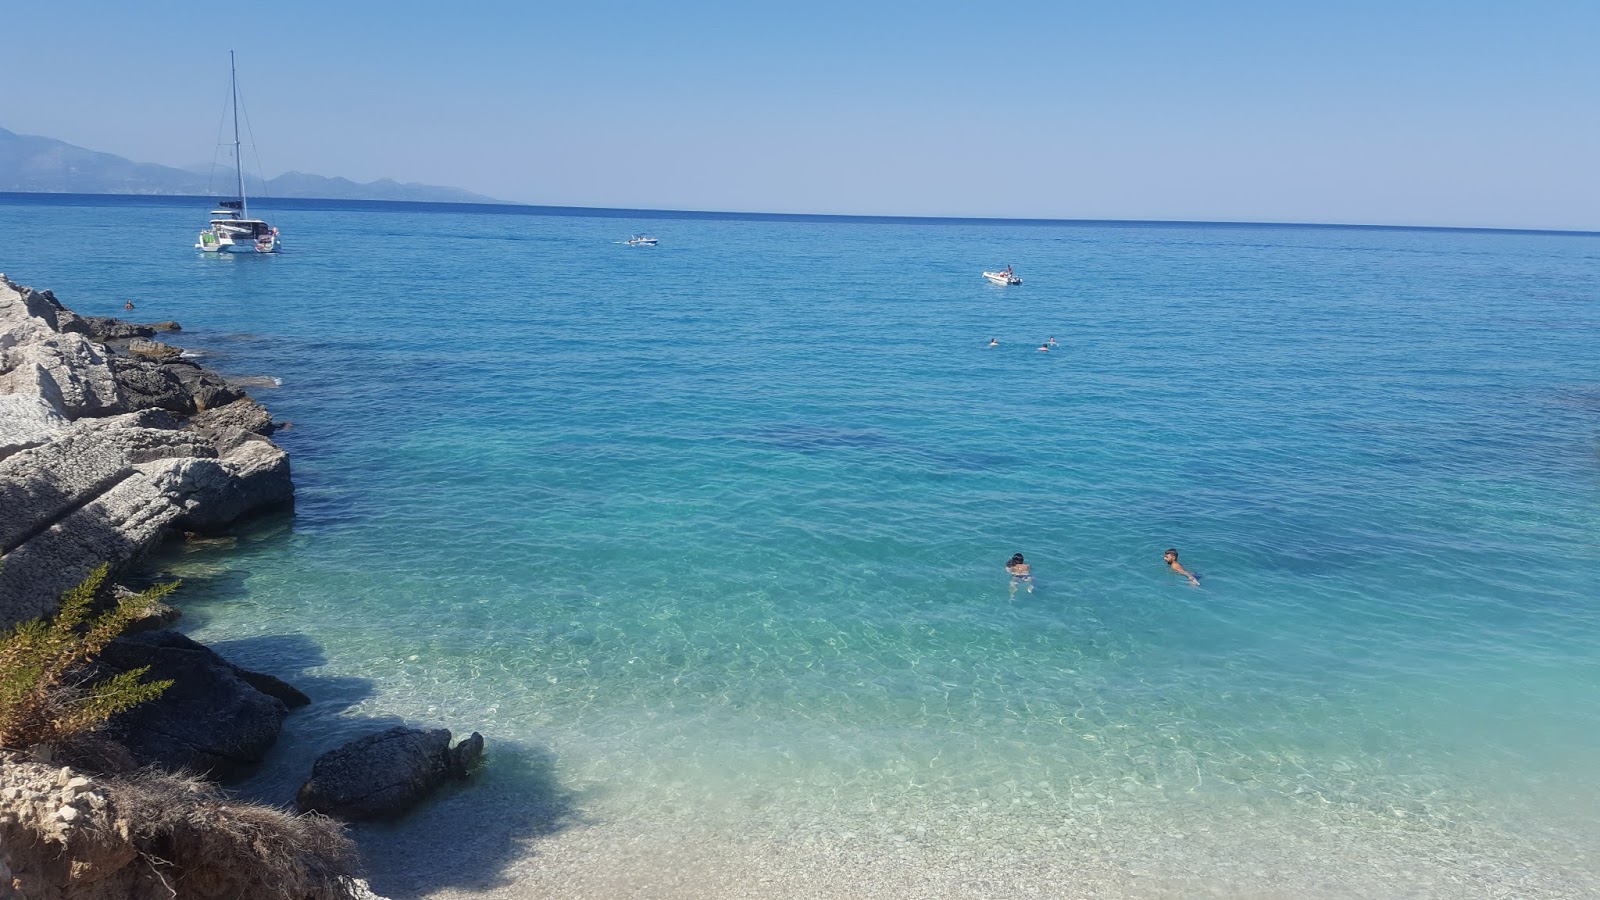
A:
3,195,1598,897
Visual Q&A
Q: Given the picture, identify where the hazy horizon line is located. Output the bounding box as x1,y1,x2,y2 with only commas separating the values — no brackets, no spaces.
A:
3,191,1596,239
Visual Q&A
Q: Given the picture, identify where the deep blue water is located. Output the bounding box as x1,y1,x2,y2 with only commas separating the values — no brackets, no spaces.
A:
3,194,1598,894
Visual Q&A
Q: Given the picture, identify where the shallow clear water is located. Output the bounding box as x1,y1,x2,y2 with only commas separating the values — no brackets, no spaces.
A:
4,195,1599,894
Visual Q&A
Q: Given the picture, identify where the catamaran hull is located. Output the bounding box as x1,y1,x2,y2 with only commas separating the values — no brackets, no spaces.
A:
197,234,280,254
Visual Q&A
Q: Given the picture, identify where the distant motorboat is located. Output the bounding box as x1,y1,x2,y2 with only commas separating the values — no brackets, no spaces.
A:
984,266,1021,285
626,234,658,246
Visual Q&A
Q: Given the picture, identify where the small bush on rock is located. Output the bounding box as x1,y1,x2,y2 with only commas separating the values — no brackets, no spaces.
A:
0,565,175,754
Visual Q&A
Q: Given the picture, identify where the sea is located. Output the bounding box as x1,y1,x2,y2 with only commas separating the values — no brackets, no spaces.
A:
2,193,1598,898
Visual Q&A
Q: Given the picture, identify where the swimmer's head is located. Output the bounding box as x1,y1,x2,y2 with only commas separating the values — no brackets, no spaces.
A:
1008,553,1025,566
1164,548,1178,560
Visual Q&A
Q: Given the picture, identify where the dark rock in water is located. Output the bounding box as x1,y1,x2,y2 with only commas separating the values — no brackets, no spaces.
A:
296,726,486,820
166,360,244,412
107,356,193,413
105,357,244,415
449,731,485,776
79,315,156,341
96,630,300,780
127,338,183,361
149,320,182,332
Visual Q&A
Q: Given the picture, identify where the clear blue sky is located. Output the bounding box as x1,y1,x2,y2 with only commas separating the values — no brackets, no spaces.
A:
4,1,1597,229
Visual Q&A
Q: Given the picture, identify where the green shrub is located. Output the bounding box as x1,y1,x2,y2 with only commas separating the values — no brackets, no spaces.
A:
0,565,176,753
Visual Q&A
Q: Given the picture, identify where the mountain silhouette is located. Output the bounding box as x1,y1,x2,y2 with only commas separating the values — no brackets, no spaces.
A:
0,126,502,203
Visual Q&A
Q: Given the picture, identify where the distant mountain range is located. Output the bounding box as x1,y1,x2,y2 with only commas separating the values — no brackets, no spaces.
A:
0,126,502,204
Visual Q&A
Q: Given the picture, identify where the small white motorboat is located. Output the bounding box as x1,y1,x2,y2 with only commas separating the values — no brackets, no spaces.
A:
983,266,1021,285
626,234,658,246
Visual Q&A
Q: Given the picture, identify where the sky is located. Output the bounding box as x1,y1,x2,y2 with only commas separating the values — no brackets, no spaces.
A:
2,1,1598,230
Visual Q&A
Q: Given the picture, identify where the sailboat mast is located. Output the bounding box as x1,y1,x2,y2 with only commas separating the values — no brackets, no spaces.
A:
231,50,247,220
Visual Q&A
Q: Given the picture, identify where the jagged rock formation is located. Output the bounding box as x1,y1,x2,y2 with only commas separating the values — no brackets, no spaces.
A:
0,275,291,627
297,727,485,821
0,754,372,900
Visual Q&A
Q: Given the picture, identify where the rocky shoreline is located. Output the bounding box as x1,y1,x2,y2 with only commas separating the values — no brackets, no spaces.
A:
1,274,480,897
0,274,292,623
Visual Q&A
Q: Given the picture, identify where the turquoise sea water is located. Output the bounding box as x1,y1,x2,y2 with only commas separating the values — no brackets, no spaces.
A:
3,195,1599,895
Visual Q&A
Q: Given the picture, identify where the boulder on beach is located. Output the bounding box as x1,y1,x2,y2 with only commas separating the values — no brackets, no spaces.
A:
94,629,309,780
296,726,485,821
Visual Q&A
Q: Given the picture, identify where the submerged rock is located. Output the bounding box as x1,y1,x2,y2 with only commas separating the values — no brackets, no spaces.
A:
297,726,486,820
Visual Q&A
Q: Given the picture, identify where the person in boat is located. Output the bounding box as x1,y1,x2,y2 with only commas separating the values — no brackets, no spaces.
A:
1163,548,1199,586
1004,265,1013,275
1006,553,1033,595
988,338,998,347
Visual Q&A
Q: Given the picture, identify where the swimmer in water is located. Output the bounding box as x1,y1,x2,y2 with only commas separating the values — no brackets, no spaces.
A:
123,300,135,310
1006,552,1033,595
1036,343,1050,352
988,338,998,347
1163,548,1199,586
1047,336,1057,347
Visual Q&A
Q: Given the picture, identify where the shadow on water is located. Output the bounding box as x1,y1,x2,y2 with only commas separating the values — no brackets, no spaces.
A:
133,524,584,897
207,632,375,719
208,632,583,898
354,742,584,899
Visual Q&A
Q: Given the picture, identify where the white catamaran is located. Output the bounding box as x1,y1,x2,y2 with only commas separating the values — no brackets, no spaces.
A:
196,52,280,254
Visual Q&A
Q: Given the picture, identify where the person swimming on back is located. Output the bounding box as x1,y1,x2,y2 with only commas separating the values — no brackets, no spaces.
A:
1163,548,1199,586
1006,552,1033,594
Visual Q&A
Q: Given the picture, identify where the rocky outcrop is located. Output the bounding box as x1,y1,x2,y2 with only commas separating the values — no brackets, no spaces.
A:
297,727,485,821
0,275,290,627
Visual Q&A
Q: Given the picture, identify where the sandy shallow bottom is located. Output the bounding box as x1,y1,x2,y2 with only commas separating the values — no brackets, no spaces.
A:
352,780,1597,900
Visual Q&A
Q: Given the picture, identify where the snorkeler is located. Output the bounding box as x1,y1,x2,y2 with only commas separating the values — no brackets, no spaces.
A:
1163,548,1199,586
1006,552,1033,595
